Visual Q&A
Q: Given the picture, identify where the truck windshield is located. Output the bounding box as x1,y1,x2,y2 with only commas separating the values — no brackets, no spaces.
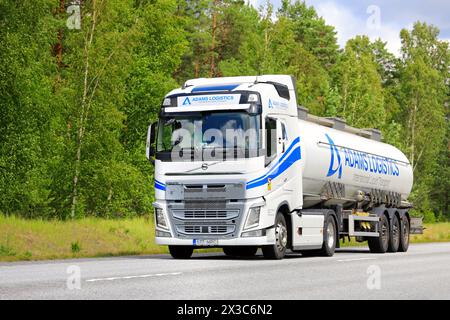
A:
156,111,261,161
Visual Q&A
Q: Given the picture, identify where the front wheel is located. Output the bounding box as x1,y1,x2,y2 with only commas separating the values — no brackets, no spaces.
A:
262,212,288,260
169,246,194,259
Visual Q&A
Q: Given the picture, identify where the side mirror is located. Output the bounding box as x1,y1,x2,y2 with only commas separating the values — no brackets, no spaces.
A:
146,122,157,162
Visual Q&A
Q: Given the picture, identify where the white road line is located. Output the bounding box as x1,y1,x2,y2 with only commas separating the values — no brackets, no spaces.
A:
86,272,182,282
337,257,376,262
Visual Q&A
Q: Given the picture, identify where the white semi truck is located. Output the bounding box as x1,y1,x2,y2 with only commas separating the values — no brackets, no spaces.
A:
146,75,422,260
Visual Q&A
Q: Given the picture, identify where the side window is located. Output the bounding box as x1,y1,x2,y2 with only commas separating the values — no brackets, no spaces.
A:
265,117,277,165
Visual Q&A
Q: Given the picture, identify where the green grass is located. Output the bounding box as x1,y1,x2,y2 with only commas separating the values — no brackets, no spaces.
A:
0,215,167,262
410,222,450,243
0,216,448,262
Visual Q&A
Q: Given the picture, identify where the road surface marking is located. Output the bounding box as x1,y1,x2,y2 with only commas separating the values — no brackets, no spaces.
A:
337,257,376,262
86,272,182,282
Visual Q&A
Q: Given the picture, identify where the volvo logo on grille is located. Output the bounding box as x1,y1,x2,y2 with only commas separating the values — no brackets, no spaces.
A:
201,163,208,171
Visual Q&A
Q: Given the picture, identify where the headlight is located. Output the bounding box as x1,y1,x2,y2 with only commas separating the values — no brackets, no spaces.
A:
155,208,168,229
244,207,261,230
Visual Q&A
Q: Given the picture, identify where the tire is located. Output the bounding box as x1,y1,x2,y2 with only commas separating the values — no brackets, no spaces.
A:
318,215,337,257
223,246,258,257
368,214,390,254
388,215,400,253
169,246,194,259
262,212,288,260
398,215,410,252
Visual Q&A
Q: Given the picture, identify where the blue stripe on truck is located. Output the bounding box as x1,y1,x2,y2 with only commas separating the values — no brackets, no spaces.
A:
246,137,301,190
155,180,166,191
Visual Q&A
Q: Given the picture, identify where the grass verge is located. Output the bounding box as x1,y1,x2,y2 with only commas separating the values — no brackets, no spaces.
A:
0,216,165,262
0,216,448,262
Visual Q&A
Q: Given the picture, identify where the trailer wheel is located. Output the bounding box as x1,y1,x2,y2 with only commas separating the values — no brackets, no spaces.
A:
169,246,194,259
398,216,410,252
368,214,389,254
223,246,258,257
262,212,287,260
388,215,400,253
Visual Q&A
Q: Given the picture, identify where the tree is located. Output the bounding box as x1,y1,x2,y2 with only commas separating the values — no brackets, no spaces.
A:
398,22,449,219
175,0,215,80
332,36,385,129
278,0,339,70
54,0,185,218
0,1,448,221
0,0,58,217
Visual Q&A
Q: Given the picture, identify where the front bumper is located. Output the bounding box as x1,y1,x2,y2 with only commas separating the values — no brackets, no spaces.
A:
153,196,275,246
155,227,276,246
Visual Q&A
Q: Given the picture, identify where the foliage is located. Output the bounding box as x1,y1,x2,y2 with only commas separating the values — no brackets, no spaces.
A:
0,2,448,220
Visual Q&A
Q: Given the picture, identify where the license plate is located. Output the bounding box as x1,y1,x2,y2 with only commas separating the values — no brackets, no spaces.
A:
193,239,219,247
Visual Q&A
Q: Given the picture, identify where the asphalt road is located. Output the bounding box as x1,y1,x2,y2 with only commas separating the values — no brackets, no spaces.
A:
0,242,449,300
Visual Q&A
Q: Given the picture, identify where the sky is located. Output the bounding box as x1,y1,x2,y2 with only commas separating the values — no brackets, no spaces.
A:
248,0,450,56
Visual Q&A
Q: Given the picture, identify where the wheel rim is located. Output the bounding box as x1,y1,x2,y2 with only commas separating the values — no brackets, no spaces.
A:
327,221,335,249
275,222,287,252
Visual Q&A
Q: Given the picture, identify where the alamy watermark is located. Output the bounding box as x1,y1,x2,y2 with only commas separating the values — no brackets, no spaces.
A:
366,5,381,30
66,265,81,290
66,1,81,30
167,128,262,162
366,264,381,290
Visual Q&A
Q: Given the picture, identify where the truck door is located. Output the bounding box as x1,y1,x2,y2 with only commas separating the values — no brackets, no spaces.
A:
280,117,303,211
271,119,289,190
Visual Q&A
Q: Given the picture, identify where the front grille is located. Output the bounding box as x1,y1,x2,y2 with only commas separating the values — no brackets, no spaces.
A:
210,226,228,233
178,225,235,235
167,197,244,239
185,210,227,219
172,209,239,220
185,201,226,210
